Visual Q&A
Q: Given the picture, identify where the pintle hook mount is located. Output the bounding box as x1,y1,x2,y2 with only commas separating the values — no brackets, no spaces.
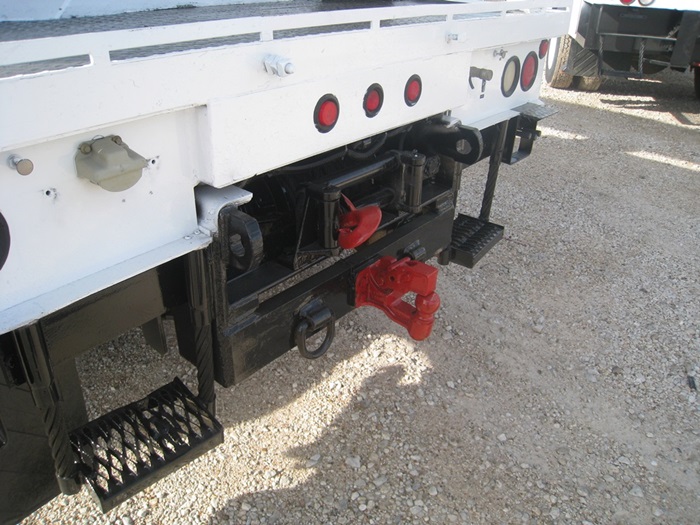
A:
355,256,440,341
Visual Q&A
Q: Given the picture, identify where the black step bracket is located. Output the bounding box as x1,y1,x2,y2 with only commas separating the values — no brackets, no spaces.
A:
447,214,504,268
503,104,557,165
69,378,223,512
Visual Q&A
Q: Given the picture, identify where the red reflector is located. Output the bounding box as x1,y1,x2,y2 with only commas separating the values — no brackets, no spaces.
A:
406,81,420,101
520,52,538,92
318,101,338,127
404,75,422,106
314,95,339,133
363,84,384,117
539,39,550,59
365,91,380,112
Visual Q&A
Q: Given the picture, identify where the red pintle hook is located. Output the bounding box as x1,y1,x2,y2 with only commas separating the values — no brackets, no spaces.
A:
338,194,382,250
355,256,441,341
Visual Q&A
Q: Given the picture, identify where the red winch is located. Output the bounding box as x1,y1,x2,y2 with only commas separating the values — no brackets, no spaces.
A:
355,256,440,341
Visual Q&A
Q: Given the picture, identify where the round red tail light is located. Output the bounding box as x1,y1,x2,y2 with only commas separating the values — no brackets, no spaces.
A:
539,39,550,59
314,94,339,133
404,75,422,106
520,52,538,92
363,84,384,117
620,0,635,5
501,56,520,97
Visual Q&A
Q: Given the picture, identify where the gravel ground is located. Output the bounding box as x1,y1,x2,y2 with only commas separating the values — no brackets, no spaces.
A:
22,70,699,525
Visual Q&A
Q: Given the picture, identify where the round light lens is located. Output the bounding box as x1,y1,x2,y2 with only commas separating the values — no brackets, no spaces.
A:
0,211,9,272
620,0,635,5
521,52,539,92
404,75,422,106
638,0,654,5
314,95,339,132
539,40,550,59
318,101,338,127
363,84,384,117
501,56,520,97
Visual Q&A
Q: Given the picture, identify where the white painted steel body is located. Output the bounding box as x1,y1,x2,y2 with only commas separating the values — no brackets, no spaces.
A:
0,1,571,333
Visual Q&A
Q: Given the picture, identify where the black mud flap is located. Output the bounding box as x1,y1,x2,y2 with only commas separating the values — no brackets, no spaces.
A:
70,378,223,512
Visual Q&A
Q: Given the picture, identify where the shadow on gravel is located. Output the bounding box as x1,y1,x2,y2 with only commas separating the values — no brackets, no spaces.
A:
596,72,699,128
207,357,491,525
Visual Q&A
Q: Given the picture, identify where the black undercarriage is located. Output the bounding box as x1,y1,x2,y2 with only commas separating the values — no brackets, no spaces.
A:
571,3,700,78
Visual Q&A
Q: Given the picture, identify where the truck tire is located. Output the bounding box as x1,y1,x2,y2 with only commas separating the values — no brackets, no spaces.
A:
545,36,574,89
574,75,602,92
695,67,700,100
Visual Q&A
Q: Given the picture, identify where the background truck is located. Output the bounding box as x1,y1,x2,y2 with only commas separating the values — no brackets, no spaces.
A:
0,1,571,522
545,0,700,94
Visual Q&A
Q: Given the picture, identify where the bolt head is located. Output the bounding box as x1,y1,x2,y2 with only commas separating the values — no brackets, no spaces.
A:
15,158,33,176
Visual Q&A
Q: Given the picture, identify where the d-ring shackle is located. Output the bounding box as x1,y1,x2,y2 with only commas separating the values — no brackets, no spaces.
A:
294,299,336,359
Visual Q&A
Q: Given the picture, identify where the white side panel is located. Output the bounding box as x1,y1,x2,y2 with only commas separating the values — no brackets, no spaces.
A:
206,53,473,185
452,41,548,128
0,110,202,317
0,3,572,183
0,3,572,153
0,0,573,329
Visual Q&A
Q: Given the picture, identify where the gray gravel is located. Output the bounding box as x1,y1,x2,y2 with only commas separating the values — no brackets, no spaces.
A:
22,69,699,524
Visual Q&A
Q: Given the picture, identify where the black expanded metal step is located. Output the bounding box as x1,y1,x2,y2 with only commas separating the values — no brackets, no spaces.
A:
449,214,504,268
513,102,558,122
70,378,223,512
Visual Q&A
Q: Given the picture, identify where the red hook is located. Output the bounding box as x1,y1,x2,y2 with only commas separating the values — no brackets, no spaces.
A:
338,194,382,250
355,256,440,341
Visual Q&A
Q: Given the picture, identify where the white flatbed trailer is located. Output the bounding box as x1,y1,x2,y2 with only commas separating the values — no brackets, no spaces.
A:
0,1,571,522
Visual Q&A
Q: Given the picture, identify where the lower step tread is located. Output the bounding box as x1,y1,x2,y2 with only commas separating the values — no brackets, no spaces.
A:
70,377,223,512
514,102,557,121
450,214,504,268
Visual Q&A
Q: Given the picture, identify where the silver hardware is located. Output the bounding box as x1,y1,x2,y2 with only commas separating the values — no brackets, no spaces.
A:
8,155,34,176
263,55,296,77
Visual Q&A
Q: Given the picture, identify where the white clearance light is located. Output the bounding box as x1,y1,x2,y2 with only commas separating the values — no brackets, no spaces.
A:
501,56,520,97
